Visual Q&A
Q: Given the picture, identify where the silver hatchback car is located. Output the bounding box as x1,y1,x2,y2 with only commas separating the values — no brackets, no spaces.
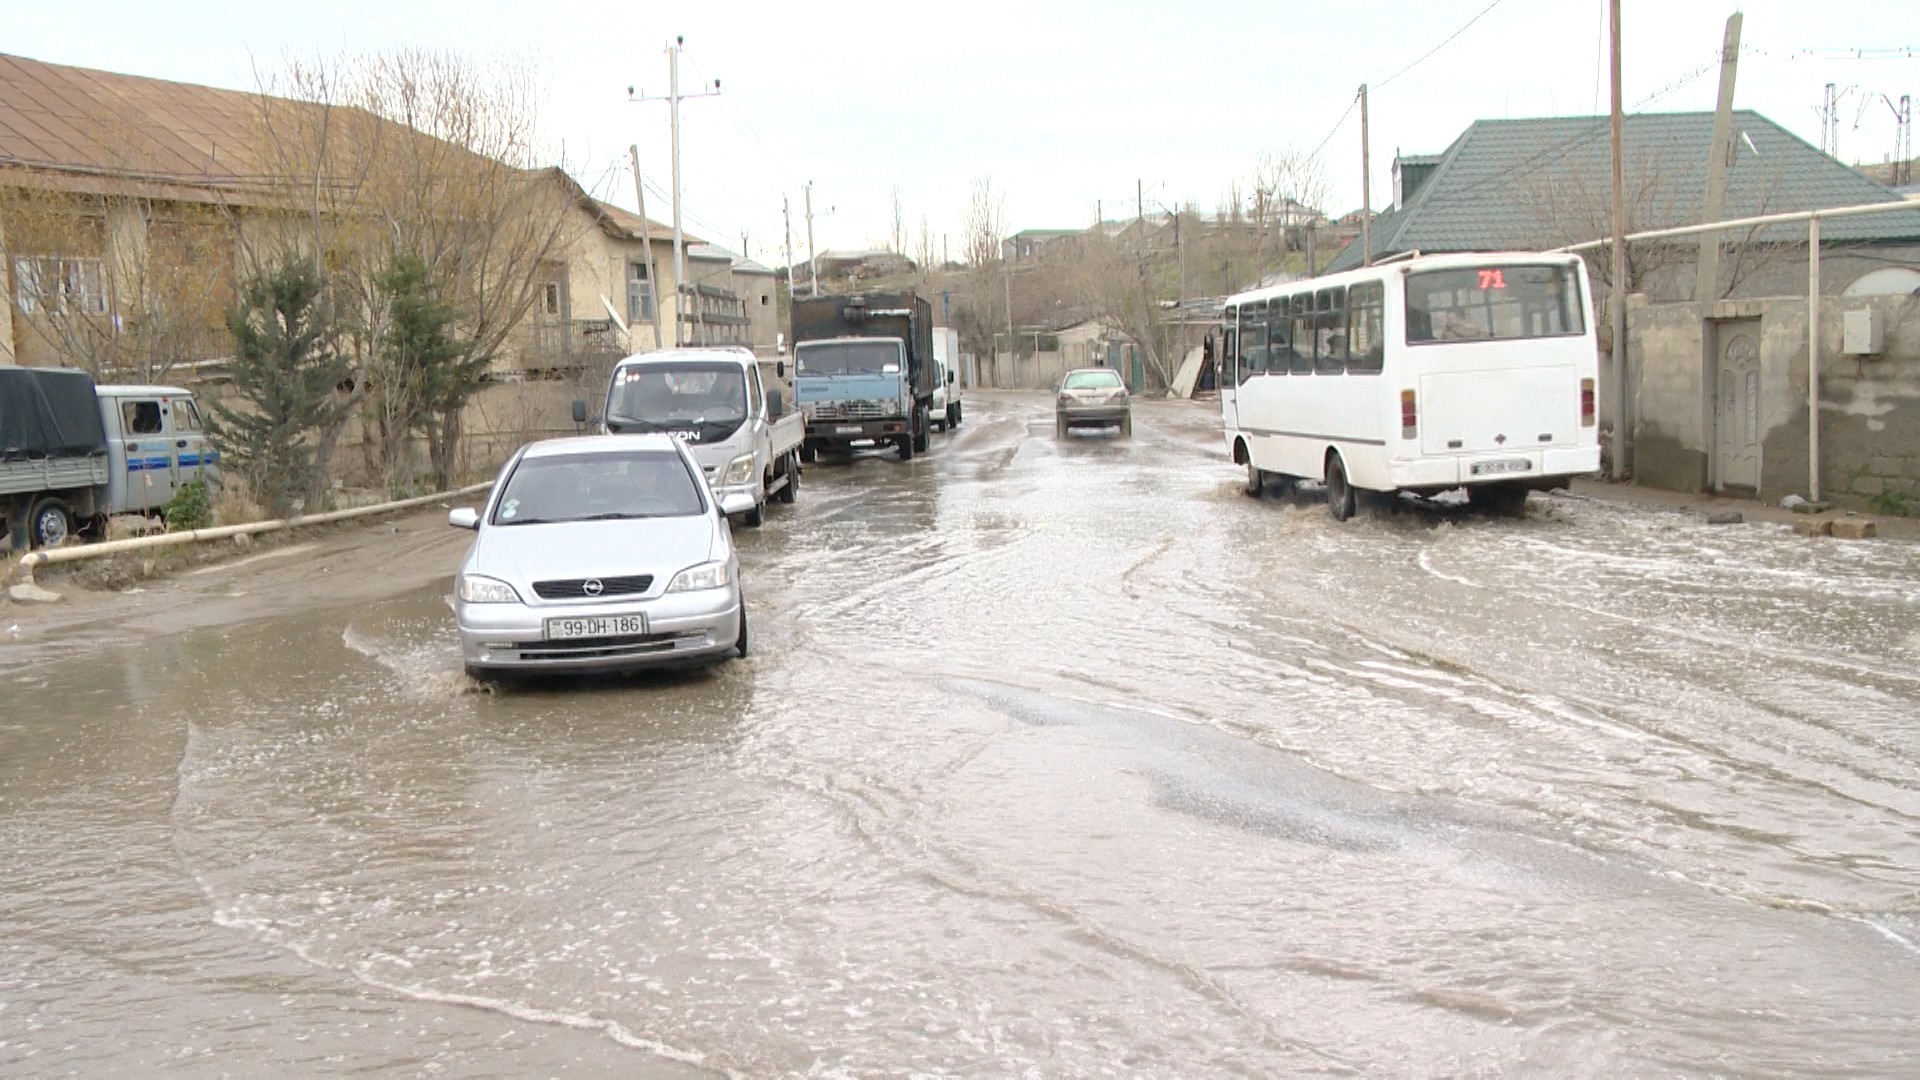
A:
448,434,746,677
1054,367,1132,438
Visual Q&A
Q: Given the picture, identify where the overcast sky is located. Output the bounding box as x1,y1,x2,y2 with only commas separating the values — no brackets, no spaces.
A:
8,1,1917,266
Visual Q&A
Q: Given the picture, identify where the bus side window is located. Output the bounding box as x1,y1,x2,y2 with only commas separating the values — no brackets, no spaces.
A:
1315,287,1346,374
1347,282,1385,373
1289,294,1313,375
1247,300,1270,376
1234,307,1256,386
1269,305,1291,375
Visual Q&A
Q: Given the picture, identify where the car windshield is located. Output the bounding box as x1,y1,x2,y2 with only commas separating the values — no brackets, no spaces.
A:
1405,264,1585,344
491,450,705,525
797,341,901,376
607,363,746,424
1063,370,1124,390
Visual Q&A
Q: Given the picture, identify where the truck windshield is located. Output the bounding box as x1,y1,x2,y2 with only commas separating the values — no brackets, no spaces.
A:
607,363,747,426
797,341,901,376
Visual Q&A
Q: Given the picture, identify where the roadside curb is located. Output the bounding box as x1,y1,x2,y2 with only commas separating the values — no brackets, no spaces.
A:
4,481,492,602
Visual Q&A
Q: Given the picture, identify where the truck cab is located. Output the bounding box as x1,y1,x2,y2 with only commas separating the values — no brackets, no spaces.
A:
790,292,937,462
585,347,804,528
96,385,219,515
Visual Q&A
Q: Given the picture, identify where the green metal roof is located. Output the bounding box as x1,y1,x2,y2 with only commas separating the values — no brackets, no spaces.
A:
1326,110,1920,273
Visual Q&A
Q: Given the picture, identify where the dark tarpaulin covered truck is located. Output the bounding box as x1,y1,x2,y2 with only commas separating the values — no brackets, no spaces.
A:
1,367,110,549
790,291,942,461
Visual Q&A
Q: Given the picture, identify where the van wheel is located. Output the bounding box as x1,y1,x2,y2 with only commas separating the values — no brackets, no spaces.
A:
953,403,963,426
1244,458,1264,498
29,497,72,548
1326,454,1356,521
733,601,749,659
739,498,765,528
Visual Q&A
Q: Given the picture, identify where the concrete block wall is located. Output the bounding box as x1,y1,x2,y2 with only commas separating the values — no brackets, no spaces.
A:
1630,292,1920,512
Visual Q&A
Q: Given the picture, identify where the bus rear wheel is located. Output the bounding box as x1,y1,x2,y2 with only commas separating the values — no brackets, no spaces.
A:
1325,454,1356,521
1244,458,1264,498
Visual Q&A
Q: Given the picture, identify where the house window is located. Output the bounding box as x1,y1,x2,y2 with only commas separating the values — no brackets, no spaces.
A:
541,282,562,317
627,261,654,323
13,256,107,315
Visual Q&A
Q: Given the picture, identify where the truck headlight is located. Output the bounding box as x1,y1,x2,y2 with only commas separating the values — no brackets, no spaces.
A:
667,560,731,593
458,574,521,604
882,398,900,417
721,453,756,486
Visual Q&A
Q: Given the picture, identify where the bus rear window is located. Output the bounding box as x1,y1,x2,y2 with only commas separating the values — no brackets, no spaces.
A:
1405,265,1584,344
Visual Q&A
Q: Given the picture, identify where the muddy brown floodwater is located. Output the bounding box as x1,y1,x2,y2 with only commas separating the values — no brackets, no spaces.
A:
5,392,1919,1078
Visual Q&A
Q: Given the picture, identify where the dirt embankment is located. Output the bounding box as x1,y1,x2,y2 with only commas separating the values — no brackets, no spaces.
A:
2,501,481,675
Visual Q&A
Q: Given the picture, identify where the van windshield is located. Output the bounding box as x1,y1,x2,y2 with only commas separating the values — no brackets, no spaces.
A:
1405,264,1585,344
797,341,901,376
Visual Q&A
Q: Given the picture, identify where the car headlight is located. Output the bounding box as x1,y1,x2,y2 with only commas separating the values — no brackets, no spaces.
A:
666,560,732,593
721,453,756,486
458,574,521,603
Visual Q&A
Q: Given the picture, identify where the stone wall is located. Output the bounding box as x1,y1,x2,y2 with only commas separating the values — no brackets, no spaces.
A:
1629,291,1920,511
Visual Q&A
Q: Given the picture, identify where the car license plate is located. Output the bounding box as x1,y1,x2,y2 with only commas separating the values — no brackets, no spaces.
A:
836,425,863,435
1471,458,1532,476
544,614,647,640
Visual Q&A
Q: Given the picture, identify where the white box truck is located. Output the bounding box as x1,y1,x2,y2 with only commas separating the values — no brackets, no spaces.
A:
930,327,963,432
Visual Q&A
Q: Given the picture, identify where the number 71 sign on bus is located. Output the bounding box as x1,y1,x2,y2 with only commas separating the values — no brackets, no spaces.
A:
1477,269,1507,290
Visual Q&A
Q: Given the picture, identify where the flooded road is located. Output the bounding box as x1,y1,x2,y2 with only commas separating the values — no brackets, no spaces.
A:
5,392,1919,1077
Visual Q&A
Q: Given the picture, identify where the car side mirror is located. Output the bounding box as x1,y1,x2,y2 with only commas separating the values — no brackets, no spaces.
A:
775,361,786,379
571,399,587,424
448,507,480,530
946,371,955,385
766,389,785,419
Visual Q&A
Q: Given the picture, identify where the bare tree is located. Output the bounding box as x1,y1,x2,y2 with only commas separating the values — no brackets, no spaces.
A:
915,214,934,281
889,185,907,256
248,49,584,492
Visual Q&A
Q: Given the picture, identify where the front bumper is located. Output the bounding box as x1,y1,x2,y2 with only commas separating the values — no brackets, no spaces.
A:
457,586,741,672
805,418,910,441
711,483,759,516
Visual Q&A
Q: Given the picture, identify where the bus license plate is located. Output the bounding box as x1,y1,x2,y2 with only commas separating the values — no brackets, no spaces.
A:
545,614,647,640
836,425,863,435
1471,459,1532,476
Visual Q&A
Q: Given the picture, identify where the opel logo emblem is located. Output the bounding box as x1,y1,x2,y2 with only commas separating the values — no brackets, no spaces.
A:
583,578,604,596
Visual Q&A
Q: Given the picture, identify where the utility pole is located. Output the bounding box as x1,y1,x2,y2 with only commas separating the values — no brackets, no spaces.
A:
782,194,795,309
1885,93,1913,185
804,182,818,297
630,37,720,346
1608,0,1630,479
628,144,664,350
1821,82,1838,157
1359,83,1373,267
1003,252,1014,376
1693,12,1742,303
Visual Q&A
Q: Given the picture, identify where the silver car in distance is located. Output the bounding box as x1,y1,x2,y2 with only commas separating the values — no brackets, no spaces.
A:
448,434,746,678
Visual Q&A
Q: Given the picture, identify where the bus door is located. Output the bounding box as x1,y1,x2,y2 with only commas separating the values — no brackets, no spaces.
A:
1219,306,1239,435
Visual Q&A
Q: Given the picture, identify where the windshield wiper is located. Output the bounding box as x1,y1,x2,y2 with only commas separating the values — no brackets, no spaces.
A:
580,512,652,521
499,517,558,526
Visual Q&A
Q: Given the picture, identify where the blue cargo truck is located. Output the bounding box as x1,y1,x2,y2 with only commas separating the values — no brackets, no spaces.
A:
791,292,945,462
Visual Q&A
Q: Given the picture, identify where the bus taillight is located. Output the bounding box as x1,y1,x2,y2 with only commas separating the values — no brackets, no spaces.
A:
1400,389,1417,438
1580,378,1596,427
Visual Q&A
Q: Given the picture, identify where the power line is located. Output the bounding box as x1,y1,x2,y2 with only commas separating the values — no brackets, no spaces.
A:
1307,93,1360,163
1375,0,1510,91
